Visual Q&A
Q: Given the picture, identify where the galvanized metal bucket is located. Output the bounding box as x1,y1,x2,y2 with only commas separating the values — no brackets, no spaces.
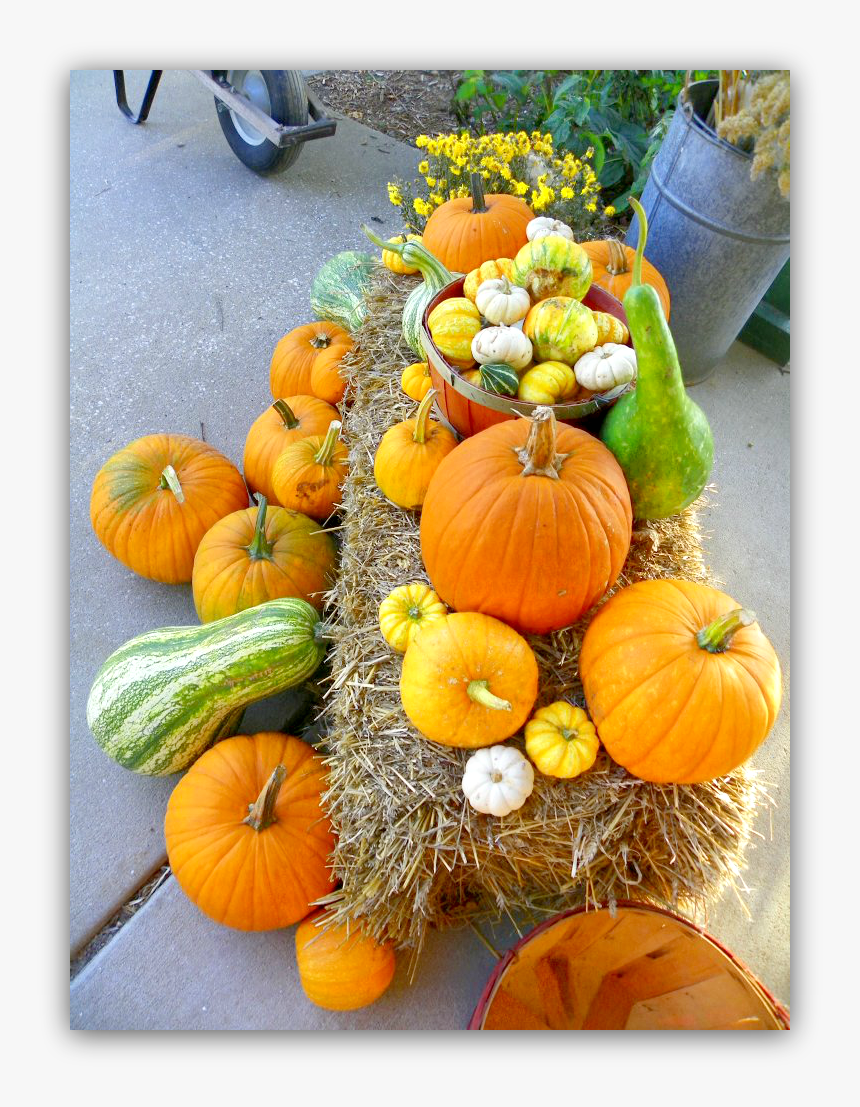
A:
626,79,790,385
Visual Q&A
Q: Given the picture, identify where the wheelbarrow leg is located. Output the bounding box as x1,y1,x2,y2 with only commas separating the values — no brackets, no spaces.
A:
113,70,163,123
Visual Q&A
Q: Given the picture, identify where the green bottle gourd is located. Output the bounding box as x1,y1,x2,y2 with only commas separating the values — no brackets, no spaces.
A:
600,198,714,520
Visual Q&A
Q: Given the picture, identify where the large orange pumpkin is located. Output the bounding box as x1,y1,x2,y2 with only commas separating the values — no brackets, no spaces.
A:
243,396,339,505
90,433,249,584
295,910,397,1011
579,579,782,783
580,239,671,320
420,407,632,635
270,321,353,400
164,731,336,931
191,495,337,622
421,172,533,273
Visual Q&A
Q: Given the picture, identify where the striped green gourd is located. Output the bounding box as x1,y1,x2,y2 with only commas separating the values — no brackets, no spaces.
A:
363,225,454,358
310,250,375,332
86,597,326,776
475,362,519,396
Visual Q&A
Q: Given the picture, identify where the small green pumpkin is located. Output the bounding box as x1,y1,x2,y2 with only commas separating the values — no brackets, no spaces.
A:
310,251,375,333
462,362,519,396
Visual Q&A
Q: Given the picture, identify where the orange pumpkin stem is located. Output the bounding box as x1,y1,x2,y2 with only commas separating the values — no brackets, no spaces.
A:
516,407,565,479
412,388,438,445
246,494,273,560
696,607,757,653
467,679,512,712
606,239,630,276
314,420,342,466
159,464,185,503
244,764,287,832
272,399,300,429
469,171,488,214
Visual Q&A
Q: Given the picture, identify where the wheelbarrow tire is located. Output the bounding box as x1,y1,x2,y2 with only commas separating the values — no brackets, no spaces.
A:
214,70,308,175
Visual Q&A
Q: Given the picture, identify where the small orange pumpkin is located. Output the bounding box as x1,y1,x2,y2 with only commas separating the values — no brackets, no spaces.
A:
271,419,348,521
270,321,353,399
400,361,433,402
422,172,533,272
580,238,671,319
90,433,249,584
399,611,539,748
243,396,339,505
164,731,337,931
373,389,458,510
295,909,397,1011
579,579,782,783
191,495,337,622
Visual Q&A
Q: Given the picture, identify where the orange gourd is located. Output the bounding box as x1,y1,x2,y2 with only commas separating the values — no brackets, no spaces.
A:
164,731,337,931
399,611,539,748
579,579,783,783
90,433,249,584
580,239,671,320
400,361,433,402
295,909,397,1011
373,389,458,510
243,396,339,505
271,419,348,521
191,495,337,622
421,172,533,272
270,321,353,399
420,407,632,635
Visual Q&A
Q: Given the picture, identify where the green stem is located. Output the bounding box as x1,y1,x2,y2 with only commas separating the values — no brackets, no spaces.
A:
629,197,647,289
469,171,487,214
272,399,299,429
159,464,184,504
313,420,342,466
243,765,286,831
412,388,438,445
467,679,512,712
696,608,757,653
362,224,452,286
246,495,273,560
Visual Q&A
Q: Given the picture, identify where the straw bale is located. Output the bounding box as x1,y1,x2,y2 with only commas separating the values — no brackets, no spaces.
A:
317,265,769,968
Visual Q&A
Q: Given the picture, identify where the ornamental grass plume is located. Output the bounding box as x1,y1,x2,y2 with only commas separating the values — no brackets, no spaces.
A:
717,70,790,199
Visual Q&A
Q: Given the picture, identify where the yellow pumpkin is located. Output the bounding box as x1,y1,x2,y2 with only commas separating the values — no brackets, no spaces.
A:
591,310,629,346
525,702,600,779
401,361,433,402
382,234,423,274
523,297,599,366
517,361,578,405
427,298,482,367
373,388,458,510
378,582,448,652
463,257,517,302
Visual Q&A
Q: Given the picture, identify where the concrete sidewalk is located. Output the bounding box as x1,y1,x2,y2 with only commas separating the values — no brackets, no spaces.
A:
70,70,789,1029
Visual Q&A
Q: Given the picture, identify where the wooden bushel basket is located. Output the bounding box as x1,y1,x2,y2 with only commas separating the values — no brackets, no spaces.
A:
421,280,635,439
468,902,789,1030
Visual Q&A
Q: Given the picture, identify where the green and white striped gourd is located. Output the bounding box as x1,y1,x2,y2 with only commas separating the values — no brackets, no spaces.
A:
363,225,454,358
468,362,520,396
86,597,326,776
310,250,375,332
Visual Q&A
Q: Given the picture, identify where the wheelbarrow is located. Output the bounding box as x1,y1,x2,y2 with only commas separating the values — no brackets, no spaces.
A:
113,70,337,175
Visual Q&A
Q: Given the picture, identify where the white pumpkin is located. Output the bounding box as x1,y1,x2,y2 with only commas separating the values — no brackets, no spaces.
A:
475,277,531,326
462,745,535,818
574,343,637,392
471,325,533,371
526,216,574,242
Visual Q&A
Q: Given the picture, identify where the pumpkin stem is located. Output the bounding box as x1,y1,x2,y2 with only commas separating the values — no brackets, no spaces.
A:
629,197,647,289
246,494,273,560
362,224,453,286
244,764,286,832
310,331,332,350
516,407,565,479
467,679,512,712
412,388,438,445
696,607,757,653
272,399,300,429
469,171,488,214
606,239,630,277
159,464,185,503
313,420,342,466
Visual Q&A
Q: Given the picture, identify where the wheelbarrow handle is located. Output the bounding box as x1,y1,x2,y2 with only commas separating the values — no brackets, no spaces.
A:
114,70,163,124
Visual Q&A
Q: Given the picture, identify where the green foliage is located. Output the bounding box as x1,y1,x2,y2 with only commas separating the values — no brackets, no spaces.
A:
453,70,710,213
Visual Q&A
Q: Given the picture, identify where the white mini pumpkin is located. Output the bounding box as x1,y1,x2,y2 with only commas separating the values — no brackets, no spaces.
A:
475,277,531,326
526,216,575,242
574,343,638,392
471,325,533,371
461,745,535,817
